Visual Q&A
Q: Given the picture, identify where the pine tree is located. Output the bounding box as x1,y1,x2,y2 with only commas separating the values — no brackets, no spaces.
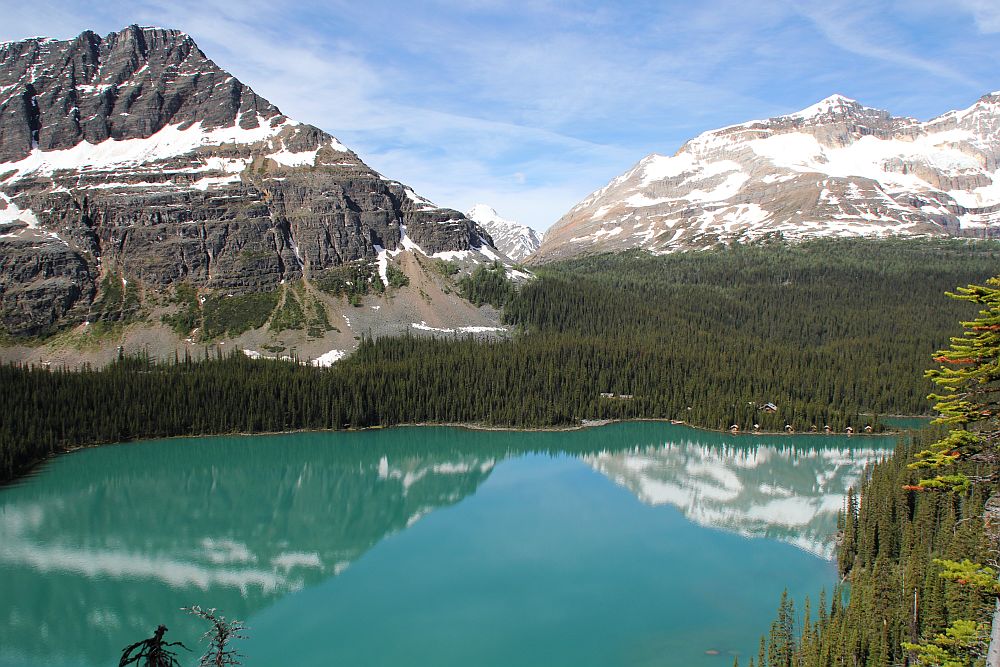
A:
913,276,1000,492
903,277,1000,665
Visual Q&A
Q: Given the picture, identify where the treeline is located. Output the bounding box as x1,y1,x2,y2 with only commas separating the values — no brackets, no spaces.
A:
754,429,995,666
2,238,999,482
0,338,866,482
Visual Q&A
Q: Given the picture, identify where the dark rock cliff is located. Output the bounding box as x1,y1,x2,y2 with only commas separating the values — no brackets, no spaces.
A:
0,26,491,335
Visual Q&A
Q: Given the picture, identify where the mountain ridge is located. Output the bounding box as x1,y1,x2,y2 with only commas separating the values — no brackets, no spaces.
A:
0,25,505,347
531,91,1000,263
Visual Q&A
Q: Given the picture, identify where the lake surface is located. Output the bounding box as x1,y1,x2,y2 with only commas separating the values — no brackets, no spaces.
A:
881,415,933,431
0,422,895,667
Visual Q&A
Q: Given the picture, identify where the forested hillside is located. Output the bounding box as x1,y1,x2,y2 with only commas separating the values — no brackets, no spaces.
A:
506,238,1000,421
3,238,999,482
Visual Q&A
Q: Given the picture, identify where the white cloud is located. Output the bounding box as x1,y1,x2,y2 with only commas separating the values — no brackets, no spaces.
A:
949,0,1000,32
0,0,997,231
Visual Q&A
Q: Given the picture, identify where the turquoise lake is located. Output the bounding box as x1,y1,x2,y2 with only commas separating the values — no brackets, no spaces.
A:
0,422,896,666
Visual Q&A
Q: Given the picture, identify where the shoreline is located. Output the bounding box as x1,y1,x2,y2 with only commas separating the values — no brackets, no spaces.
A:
5,415,925,487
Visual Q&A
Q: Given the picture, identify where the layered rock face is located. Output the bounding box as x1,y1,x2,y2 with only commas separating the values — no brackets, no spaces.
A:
466,204,541,262
0,26,494,335
533,93,1000,263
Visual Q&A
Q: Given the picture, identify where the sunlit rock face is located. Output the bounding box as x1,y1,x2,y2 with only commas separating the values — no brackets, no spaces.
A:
584,440,890,559
0,435,496,665
533,93,1000,263
0,26,500,335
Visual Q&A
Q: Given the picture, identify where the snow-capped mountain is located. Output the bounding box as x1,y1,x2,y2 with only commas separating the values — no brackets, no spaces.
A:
532,92,1000,263
466,204,542,262
0,26,503,337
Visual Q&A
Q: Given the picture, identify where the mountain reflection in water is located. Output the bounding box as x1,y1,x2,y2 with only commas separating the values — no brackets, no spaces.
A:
0,429,496,666
0,423,892,667
586,441,890,558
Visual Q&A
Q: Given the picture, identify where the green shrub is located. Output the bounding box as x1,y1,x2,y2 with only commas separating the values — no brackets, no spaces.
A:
162,283,202,336
386,263,410,288
202,290,280,338
92,273,143,322
269,291,306,331
315,262,379,297
431,259,459,277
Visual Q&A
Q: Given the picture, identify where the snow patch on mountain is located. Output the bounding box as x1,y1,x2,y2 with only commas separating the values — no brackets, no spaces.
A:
789,93,862,119
533,91,1000,263
4,117,280,175
466,204,542,262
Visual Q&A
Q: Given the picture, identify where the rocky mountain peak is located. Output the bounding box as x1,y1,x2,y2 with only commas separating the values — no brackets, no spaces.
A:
788,94,864,119
0,25,281,163
680,94,911,159
531,91,1000,264
799,93,854,108
466,204,542,262
0,26,502,337
467,204,503,225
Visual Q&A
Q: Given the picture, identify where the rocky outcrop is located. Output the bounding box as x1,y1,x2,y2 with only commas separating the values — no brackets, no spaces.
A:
0,229,92,334
0,26,280,163
466,204,542,262
533,93,1000,263
0,26,497,335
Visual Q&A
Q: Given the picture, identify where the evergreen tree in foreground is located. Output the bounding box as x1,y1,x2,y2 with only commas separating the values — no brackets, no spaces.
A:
903,276,1000,664
913,276,1000,492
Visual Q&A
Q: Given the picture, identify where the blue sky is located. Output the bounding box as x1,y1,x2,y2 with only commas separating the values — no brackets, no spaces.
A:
2,1,999,232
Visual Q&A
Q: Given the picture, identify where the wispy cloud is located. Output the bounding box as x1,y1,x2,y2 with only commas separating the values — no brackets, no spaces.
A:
791,0,982,89
952,0,1000,33
0,0,997,231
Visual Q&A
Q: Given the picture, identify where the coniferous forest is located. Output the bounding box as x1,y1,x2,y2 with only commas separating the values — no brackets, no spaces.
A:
754,428,996,667
755,269,1000,667
2,236,1000,666
2,237,999,483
